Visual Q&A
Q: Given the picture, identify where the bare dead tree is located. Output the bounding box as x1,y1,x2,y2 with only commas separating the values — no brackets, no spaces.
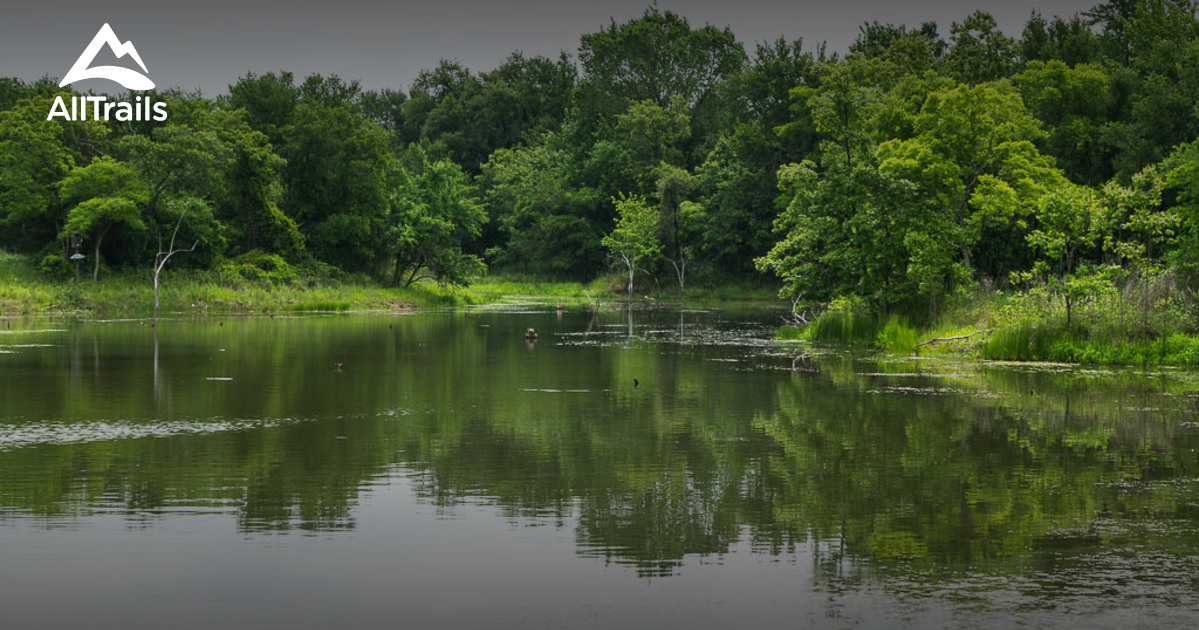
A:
671,256,688,302
153,213,199,325
782,295,811,325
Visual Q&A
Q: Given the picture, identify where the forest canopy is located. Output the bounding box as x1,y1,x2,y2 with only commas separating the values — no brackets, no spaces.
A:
3,1,1199,324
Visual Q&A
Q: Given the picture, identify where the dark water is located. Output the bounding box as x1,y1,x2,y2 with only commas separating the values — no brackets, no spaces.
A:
1,308,1198,629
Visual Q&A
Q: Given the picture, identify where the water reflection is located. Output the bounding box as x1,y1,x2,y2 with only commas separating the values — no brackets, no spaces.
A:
1,310,1197,590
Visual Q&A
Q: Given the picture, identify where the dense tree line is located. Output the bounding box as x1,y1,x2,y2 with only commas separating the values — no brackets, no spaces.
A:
2,2,1199,318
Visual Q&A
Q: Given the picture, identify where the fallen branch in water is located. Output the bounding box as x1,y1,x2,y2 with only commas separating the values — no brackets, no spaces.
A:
916,329,993,347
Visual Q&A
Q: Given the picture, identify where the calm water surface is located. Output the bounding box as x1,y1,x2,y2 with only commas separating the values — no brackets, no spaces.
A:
1,308,1198,629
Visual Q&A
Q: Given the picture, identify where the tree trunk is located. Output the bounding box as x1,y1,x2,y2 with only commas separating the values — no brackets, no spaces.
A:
92,228,107,282
404,264,422,288
673,259,686,301
625,256,635,301
153,260,161,323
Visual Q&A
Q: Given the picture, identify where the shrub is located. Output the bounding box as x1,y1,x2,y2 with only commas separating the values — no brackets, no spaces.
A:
218,250,297,285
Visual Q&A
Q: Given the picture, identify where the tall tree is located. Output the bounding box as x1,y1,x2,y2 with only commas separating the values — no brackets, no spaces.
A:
58,157,148,281
944,11,1019,84
602,193,661,297
388,146,487,286
283,101,395,271
225,71,299,146
877,82,1064,286
578,7,746,115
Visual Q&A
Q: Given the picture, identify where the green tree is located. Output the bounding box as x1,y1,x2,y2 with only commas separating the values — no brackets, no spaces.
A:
1101,165,1177,264
851,21,945,73
482,135,604,277
877,82,1065,288
1028,183,1104,275
388,146,487,286
591,96,691,195
655,164,696,293
757,59,929,310
579,7,745,109
944,11,1019,84
603,194,661,297
119,120,227,263
0,100,75,256
216,118,304,258
225,71,299,146
1160,141,1199,277
0,94,107,262
1014,61,1115,184
283,101,395,271
1020,12,1105,65
58,157,148,281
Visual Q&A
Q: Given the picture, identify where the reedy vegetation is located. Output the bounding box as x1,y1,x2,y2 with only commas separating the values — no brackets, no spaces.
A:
3,2,1199,363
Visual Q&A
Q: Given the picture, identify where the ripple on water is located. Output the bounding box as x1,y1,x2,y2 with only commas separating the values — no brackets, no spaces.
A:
0,417,305,451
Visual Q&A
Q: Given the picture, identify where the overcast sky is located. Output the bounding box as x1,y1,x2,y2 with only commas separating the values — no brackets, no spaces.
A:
1,0,1103,96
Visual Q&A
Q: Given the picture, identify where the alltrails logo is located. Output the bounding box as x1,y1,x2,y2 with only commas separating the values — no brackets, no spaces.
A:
47,23,167,122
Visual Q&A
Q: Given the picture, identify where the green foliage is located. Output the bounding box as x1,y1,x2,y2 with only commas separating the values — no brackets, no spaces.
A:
578,6,746,113
219,250,298,285
602,193,661,295
877,316,919,354
1013,60,1114,183
1027,183,1104,273
482,135,604,277
283,99,396,271
3,3,1199,334
0,97,93,254
58,157,149,281
389,145,488,286
807,298,882,345
944,11,1019,84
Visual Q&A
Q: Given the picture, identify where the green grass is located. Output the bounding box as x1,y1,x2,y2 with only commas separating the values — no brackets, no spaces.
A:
468,277,615,305
0,253,784,317
774,325,807,341
0,253,475,316
928,285,1199,366
979,323,1060,361
808,308,882,346
979,324,1199,366
285,300,352,312
778,284,1199,367
876,317,919,354
468,273,781,307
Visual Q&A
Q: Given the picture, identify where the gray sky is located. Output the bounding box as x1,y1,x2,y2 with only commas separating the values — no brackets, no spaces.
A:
1,0,1103,96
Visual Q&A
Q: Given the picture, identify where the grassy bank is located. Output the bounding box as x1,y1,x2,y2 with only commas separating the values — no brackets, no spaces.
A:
0,252,780,317
468,274,781,306
780,278,1199,367
0,251,479,316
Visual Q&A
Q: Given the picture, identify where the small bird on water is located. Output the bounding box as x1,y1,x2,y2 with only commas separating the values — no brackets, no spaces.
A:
526,327,538,341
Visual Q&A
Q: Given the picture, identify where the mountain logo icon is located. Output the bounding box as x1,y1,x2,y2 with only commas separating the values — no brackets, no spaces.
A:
59,23,155,90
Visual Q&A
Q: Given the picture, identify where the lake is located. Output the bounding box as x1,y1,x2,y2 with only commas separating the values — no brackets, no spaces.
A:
1,307,1197,629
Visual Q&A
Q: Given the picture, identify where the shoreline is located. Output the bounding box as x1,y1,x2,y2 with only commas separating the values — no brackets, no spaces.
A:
0,270,781,319
7,263,1196,370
